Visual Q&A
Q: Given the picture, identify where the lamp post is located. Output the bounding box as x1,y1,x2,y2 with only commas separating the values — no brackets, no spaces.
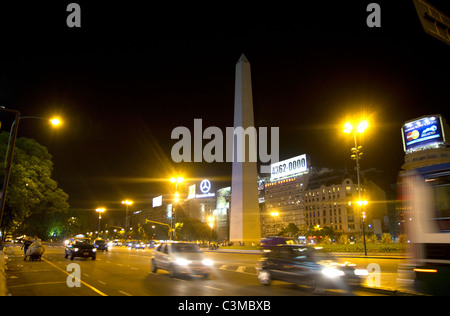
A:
170,176,184,240
270,211,280,236
122,200,133,239
0,109,62,237
343,120,369,256
207,213,215,243
95,208,106,237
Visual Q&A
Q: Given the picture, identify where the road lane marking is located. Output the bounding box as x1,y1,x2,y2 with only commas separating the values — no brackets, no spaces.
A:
41,258,108,296
119,290,133,296
219,265,257,276
98,280,107,285
204,285,222,291
8,281,67,288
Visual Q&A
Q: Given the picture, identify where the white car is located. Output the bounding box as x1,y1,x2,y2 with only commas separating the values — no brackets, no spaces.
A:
151,242,213,278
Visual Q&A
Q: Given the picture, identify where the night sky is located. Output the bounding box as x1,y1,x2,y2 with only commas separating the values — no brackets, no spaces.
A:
0,1,449,218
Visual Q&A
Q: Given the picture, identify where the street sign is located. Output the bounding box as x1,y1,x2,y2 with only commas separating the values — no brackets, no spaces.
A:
413,0,450,45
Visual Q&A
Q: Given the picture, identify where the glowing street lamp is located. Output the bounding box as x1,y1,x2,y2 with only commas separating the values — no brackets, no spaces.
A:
343,119,370,256
122,200,133,235
0,109,65,232
169,176,184,240
96,208,106,235
170,177,184,184
270,211,280,235
50,117,62,126
343,120,369,134
174,192,180,203
270,211,280,217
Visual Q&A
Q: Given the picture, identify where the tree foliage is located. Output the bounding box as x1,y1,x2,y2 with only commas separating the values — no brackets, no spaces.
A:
0,132,69,239
176,211,217,241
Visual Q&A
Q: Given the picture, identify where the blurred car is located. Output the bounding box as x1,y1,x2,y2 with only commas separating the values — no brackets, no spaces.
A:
260,237,298,250
257,245,366,294
126,240,145,249
65,237,97,260
151,242,213,278
133,241,146,249
94,239,108,252
110,239,123,247
146,240,158,249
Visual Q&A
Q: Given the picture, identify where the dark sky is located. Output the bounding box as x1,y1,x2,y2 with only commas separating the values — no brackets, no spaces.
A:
0,1,449,216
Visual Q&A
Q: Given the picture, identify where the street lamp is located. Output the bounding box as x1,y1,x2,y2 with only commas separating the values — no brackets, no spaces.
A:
207,214,215,243
270,211,280,236
343,119,369,256
96,208,106,236
170,177,184,185
0,109,63,236
170,176,184,240
49,117,62,126
122,200,133,238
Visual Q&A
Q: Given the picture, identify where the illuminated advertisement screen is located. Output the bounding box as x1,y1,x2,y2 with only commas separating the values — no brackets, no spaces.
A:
187,184,196,199
270,154,307,181
402,115,445,152
152,195,162,207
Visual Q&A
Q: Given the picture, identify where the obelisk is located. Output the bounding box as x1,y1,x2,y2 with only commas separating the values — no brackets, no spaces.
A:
229,54,261,244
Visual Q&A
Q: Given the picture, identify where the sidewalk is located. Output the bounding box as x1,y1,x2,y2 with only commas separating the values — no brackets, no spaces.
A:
0,250,8,296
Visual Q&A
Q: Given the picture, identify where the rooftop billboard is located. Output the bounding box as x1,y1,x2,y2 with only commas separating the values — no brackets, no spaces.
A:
402,115,447,153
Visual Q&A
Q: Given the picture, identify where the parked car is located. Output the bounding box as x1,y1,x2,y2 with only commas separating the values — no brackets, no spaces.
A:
151,242,213,278
257,245,367,294
94,239,108,252
65,237,97,260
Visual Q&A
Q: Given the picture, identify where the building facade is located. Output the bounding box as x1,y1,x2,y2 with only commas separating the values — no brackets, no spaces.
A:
128,167,396,242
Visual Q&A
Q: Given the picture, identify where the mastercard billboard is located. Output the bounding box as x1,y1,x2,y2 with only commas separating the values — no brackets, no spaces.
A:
401,115,447,153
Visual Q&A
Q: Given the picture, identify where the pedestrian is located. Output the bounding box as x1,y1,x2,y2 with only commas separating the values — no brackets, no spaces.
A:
21,236,33,261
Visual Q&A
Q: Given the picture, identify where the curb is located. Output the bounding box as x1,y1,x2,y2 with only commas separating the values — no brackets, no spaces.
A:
204,249,409,260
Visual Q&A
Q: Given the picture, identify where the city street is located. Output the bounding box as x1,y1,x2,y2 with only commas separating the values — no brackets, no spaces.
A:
3,244,415,296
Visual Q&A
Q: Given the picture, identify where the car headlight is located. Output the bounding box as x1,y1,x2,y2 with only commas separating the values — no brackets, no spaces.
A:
202,259,214,267
175,258,191,266
322,268,345,278
92,248,97,252
354,269,369,276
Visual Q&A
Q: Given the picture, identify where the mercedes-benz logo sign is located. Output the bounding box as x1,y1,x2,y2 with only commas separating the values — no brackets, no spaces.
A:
200,179,211,194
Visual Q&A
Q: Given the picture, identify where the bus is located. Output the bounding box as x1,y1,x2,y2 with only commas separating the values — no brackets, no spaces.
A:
398,162,450,295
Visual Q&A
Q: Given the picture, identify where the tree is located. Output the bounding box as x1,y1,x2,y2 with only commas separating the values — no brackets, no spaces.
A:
0,133,69,239
176,211,217,241
381,233,393,243
338,234,349,244
278,223,299,237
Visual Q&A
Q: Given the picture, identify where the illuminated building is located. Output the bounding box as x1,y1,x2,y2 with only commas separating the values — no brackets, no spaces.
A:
261,175,309,237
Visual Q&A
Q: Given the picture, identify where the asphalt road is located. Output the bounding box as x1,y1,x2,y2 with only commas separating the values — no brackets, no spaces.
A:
3,244,414,296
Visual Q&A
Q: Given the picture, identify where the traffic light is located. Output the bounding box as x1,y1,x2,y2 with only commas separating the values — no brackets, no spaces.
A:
351,146,363,160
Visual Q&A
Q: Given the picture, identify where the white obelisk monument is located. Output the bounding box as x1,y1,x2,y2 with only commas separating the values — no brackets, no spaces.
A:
229,54,261,244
